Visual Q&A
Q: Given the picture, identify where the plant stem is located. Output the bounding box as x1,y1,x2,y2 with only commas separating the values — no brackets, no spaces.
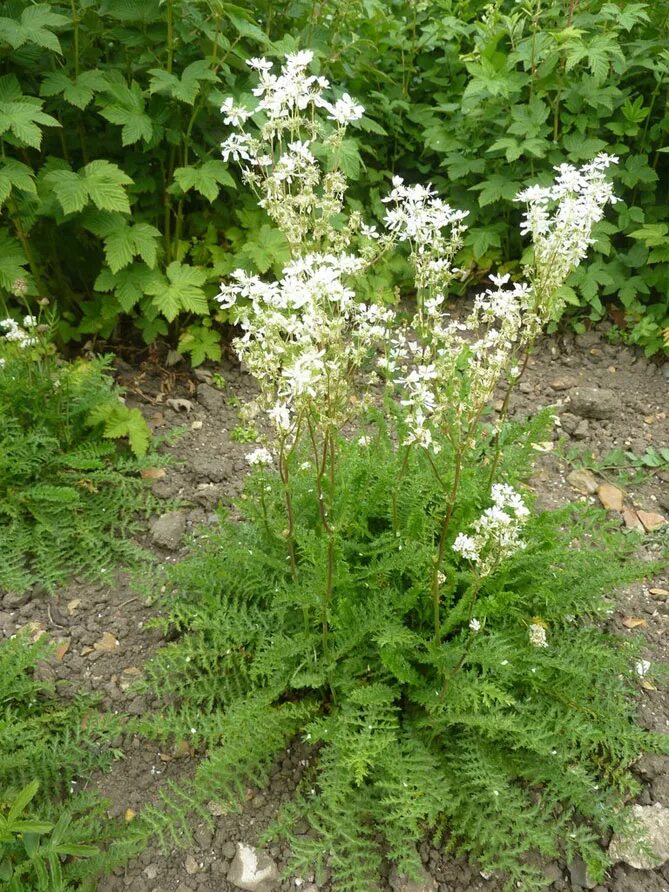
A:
392,445,411,532
9,198,46,297
70,0,80,78
166,0,174,74
430,449,463,645
487,349,531,486
278,437,298,578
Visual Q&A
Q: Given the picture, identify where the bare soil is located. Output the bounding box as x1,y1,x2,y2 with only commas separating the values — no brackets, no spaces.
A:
2,324,668,892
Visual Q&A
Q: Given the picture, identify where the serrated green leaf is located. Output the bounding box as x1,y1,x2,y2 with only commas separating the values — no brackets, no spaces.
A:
0,99,60,149
0,5,67,54
99,80,152,145
104,225,135,273
125,408,150,457
0,74,21,103
0,159,35,208
332,138,363,179
240,224,291,274
177,324,222,366
628,224,668,247
131,222,160,268
648,246,669,264
145,261,208,321
44,169,89,215
83,160,132,213
172,161,235,202
0,230,28,291
148,61,217,105
41,69,109,109
225,12,271,45
94,263,157,311
470,175,522,207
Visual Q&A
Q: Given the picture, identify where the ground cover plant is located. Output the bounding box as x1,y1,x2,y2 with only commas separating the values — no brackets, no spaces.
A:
0,631,132,891
0,1,666,358
0,304,156,593
131,55,669,891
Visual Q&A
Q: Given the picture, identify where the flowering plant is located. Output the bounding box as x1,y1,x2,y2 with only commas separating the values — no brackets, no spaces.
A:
140,54,667,892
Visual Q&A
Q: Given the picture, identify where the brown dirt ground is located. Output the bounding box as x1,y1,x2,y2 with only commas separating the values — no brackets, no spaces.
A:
2,323,668,892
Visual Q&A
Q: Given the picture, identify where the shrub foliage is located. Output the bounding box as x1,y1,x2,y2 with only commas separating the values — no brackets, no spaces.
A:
0,0,666,355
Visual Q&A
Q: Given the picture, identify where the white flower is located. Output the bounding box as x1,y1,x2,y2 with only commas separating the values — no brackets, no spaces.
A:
267,404,292,431
221,97,251,127
327,92,364,124
246,57,273,72
246,447,273,466
529,623,548,648
469,618,481,632
221,132,253,162
452,533,480,563
285,50,314,68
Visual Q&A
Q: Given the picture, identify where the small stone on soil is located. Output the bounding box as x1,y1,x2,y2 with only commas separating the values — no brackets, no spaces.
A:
197,382,225,412
567,468,599,495
228,843,279,892
568,386,617,420
388,864,438,892
597,482,624,512
150,510,187,549
637,510,667,532
608,803,669,869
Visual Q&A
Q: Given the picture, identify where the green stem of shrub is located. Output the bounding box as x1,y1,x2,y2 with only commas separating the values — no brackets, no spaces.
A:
9,199,46,298
166,0,174,74
70,0,80,78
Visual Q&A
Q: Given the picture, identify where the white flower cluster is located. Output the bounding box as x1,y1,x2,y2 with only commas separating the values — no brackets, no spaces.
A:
388,274,531,453
220,52,367,252
515,153,618,334
216,252,395,436
246,447,273,467
0,315,38,349
452,484,529,576
382,177,469,293
387,156,617,457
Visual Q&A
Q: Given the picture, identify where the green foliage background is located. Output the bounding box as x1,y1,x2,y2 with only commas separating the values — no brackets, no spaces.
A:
0,0,667,356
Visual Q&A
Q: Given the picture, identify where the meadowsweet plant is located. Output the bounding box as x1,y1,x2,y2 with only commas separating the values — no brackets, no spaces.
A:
138,55,667,892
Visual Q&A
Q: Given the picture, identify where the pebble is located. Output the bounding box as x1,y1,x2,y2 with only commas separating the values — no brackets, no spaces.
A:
389,864,438,892
567,468,598,495
150,511,187,550
197,382,225,412
227,843,279,892
568,386,617,420
609,803,669,869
